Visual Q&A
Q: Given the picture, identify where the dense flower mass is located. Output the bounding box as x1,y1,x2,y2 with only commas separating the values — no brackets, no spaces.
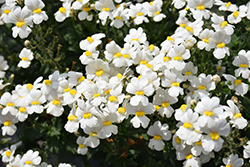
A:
1,0,250,166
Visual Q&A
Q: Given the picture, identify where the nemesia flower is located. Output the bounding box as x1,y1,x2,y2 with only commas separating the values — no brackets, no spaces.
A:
128,3,149,25
95,0,115,25
243,141,250,159
86,59,110,81
172,0,186,9
176,146,201,167
182,62,197,81
78,4,93,21
45,89,65,117
27,89,46,114
71,0,89,10
20,150,42,167
187,0,214,20
54,2,71,22
1,145,16,163
124,27,147,48
110,5,129,28
143,0,166,22
8,6,33,38
64,107,79,133
0,55,9,78
76,136,89,155
0,112,18,136
211,13,234,35
221,154,243,167
0,2,16,23
84,123,103,148
17,48,34,68
0,92,18,115
223,74,249,96
147,121,171,151
232,50,250,79
79,33,106,51
58,163,72,167
215,0,238,12
227,5,247,24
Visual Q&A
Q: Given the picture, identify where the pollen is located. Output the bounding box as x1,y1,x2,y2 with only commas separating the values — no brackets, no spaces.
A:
96,69,104,77
19,107,27,113
136,91,144,96
52,99,61,106
240,64,248,68
185,154,193,160
180,104,187,111
78,76,85,83
114,52,122,58
105,89,111,95
93,93,100,98
32,101,39,105
118,107,126,114
83,7,90,12
180,23,186,28
44,79,52,86
217,43,225,48
185,71,192,75
161,102,170,108
233,113,242,119
89,132,98,137
185,26,193,33
136,12,143,16
171,82,180,87
4,121,11,126
154,135,162,140
175,136,181,144
220,21,228,28
26,83,33,90
102,7,110,11
154,11,160,16
174,56,182,61
163,56,171,62
59,7,66,13
70,89,77,96
234,79,241,86
68,115,77,121
5,150,11,157
203,38,209,43
233,11,239,18
85,51,92,57
198,85,206,90
87,36,94,43
135,111,145,117
123,54,130,58
149,44,155,51
103,121,112,126
4,10,10,14
197,5,205,10
64,87,70,92
140,60,147,64
117,73,123,79
204,111,213,116
115,16,122,20
16,21,25,27
183,122,193,129
79,144,85,148
83,113,91,119
25,161,33,165
109,96,118,102
195,141,202,146
7,102,14,107
226,2,231,8
33,8,42,14
209,132,220,140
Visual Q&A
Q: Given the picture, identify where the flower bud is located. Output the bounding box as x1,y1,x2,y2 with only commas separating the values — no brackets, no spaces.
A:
212,74,221,83
124,95,131,100
24,40,30,46
190,99,197,106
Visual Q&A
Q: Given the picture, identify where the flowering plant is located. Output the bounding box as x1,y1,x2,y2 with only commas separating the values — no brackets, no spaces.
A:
1,0,250,166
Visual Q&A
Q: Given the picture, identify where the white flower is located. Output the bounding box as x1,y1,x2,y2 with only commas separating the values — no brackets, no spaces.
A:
27,89,46,114
0,112,18,136
64,107,79,133
17,48,34,68
128,3,149,25
0,2,16,23
86,59,110,81
187,0,213,20
71,0,89,10
110,5,129,28
243,141,250,159
80,33,105,51
0,55,9,78
211,13,234,35
215,1,238,12
76,136,89,155
147,121,171,151
143,0,166,22
232,50,250,79
54,3,71,22
8,6,33,38
227,5,247,24
223,74,249,96
0,92,18,115
1,145,16,163
221,154,243,167
45,89,64,117
58,163,72,167
95,0,115,25
124,27,147,48
197,29,214,51
172,0,186,9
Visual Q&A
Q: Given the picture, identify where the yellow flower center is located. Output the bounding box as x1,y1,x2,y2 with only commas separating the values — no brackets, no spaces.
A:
234,79,241,86
226,165,232,167
25,161,33,165
150,1,153,5
220,21,228,28
83,113,91,119
117,73,123,79
167,36,174,42
89,132,97,137
87,37,94,43
83,7,90,12
115,16,122,20
16,21,25,27
7,102,14,107
226,2,231,8
109,96,118,102
33,8,42,14
59,7,66,13
174,56,182,61
114,52,122,58
64,87,70,92
204,111,213,116
163,56,171,62
96,70,104,77
185,71,192,75
217,66,222,71
149,44,155,51
171,82,180,87
4,10,10,14
197,5,205,10
180,23,186,28
136,12,143,16
180,104,187,111
198,85,206,90
103,121,112,126
154,11,160,16
26,83,33,90
78,76,85,83
4,121,11,126
209,132,220,140
79,144,85,148
44,79,52,86
132,38,139,42
52,99,61,106
105,89,111,95
175,136,181,144
217,43,225,48
146,63,153,68
161,102,170,108
67,115,77,121
102,7,110,11
118,107,126,114
233,11,239,18
203,38,209,43
19,107,27,113
32,101,39,105
135,111,145,117
183,122,193,129
195,141,202,146
154,135,162,140
240,64,248,68
70,89,77,96
185,154,193,160
93,93,100,98
136,91,144,96
155,105,160,110
233,113,242,119
5,150,11,157
186,26,193,33
85,51,92,57
123,54,130,58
